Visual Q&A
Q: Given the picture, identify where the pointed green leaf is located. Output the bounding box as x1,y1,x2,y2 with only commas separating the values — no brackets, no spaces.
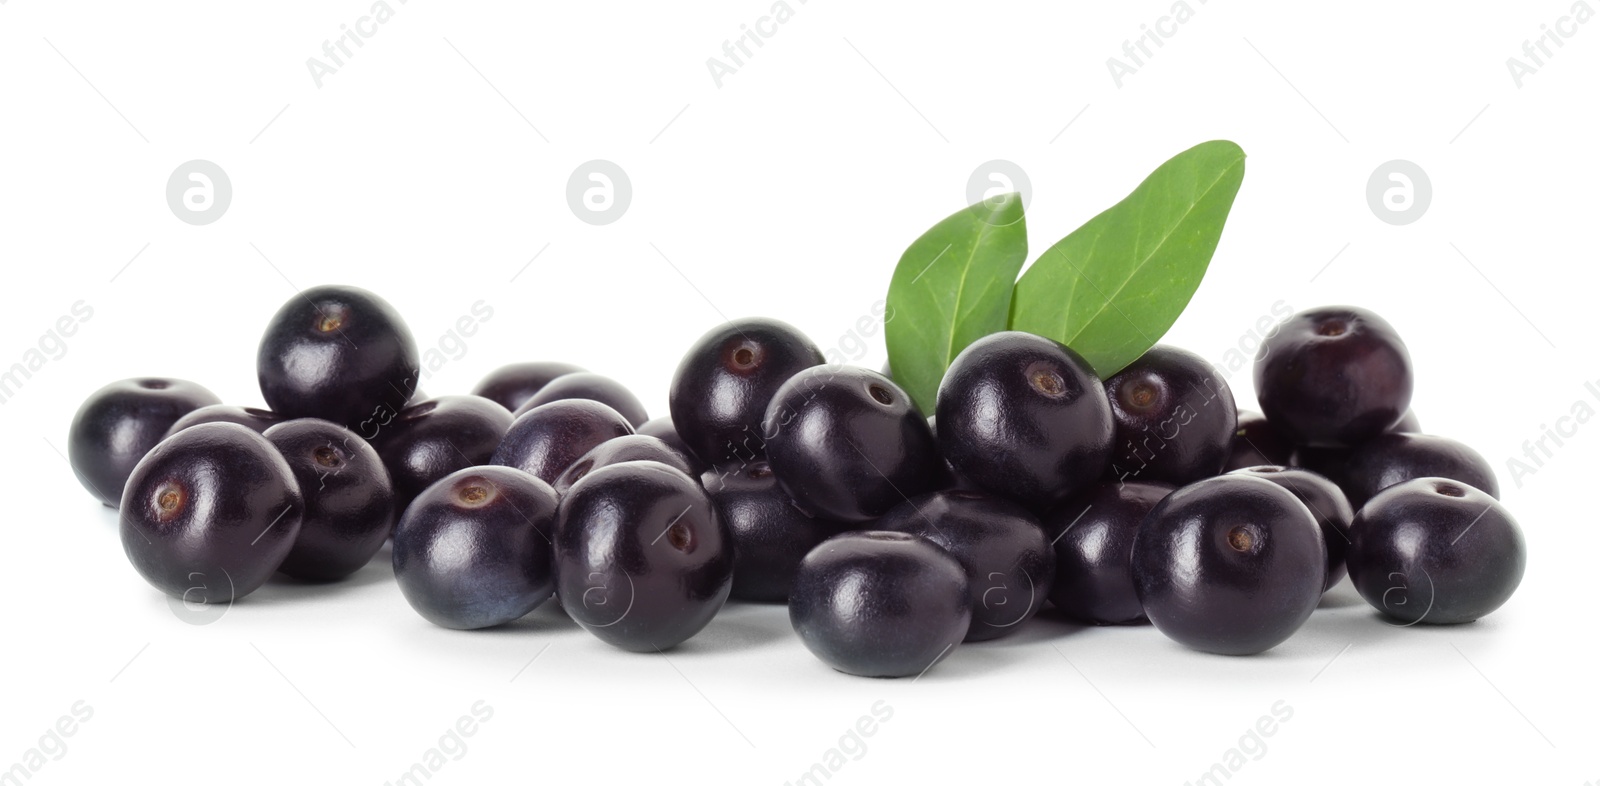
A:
886,193,1028,414
1011,140,1245,377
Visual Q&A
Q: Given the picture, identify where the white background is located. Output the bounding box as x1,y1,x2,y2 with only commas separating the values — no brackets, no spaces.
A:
3,1,1597,784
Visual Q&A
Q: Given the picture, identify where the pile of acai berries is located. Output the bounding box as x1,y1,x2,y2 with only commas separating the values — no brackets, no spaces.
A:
68,286,1525,678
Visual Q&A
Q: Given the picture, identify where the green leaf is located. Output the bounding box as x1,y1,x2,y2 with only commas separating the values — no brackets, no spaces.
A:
886,193,1028,414
1010,140,1245,378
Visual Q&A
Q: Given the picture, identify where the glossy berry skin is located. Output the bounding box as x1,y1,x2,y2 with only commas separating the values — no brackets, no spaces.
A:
669,318,825,466
393,467,558,630
1287,410,1423,492
555,462,732,651
68,378,220,508
702,461,841,602
554,435,696,495
1222,411,1294,472
936,332,1113,511
165,404,281,438
790,532,970,678
1132,475,1326,655
1043,481,1173,625
374,396,513,511
876,490,1054,641
257,285,419,432
1104,345,1236,486
120,423,305,602
1254,306,1413,447
762,366,941,523
1347,478,1525,624
1343,433,1498,510
490,400,633,484
516,372,648,427
1226,466,1354,591
470,361,585,412
635,417,705,474
263,419,395,581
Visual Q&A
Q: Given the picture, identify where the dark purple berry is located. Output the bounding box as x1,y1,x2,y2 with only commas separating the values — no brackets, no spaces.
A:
702,461,841,602
68,377,220,507
1132,475,1326,655
165,404,281,439
669,318,824,466
1222,410,1294,472
471,361,585,412
1346,478,1524,624
264,419,394,581
554,435,697,495
762,366,940,523
555,462,731,651
373,395,513,511
516,372,648,427
257,285,419,432
1343,433,1498,510
393,467,558,629
1104,345,1236,486
1254,306,1413,447
876,490,1053,641
936,331,1113,511
120,423,304,602
1044,481,1173,625
490,400,633,484
1226,466,1354,591
790,531,970,678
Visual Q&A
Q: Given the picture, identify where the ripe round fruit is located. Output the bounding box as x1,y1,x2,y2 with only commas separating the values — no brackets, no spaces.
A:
1132,475,1326,655
1044,481,1173,625
762,366,941,522
516,372,648,427
702,460,841,602
635,417,705,474
1343,433,1498,509
1226,466,1354,591
263,419,395,581
554,434,696,495
471,361,585,412
555,462,732,651
668,318,824,466
1346,478,1525,625
68,377,220,508
1104,345,1237,486
789,532,970,678
374,395,513,510
490,399,633,484
1222,410,1293,472
165,404,281,438
936,331,1113,511
120,423,305,602
393,466,558,629
876,490,1054,641
1254,306,1413,447
257,285,419,431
